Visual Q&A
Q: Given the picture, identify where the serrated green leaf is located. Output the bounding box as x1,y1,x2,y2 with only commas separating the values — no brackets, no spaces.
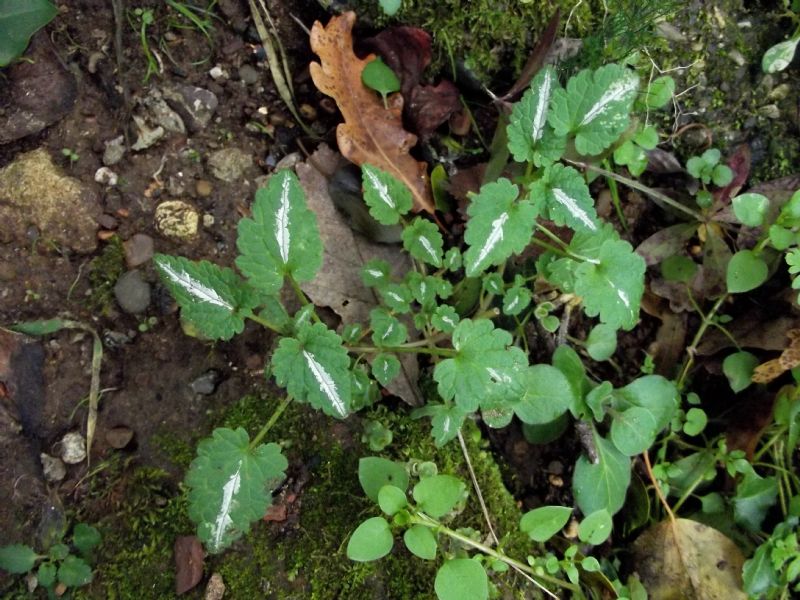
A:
586,323,618,361
379,282,413,313
37,562,56,587
726,250,768,293
185,427,287,554
362,164,413,225
435,559,488,600
57,555,93,587
502,285,531,316
402,217,443,267
574,237,646,330
613,140,648,177
444,248,462,271
578,509,613,545
482,273,505,295
370,308,408,347
0,544,38,574
573,429,631,516
347,517,394,561
412,403,467,447
362,259,392,288
431,305,460,333
433,319,527,412
72,524,101,556
358,457,409,502
404,525,437,560
378,485,408,516
154,255,260,341
762,37,799,73
372,353,401,386
634,125,660,150
723,351,759,393
531,163,599,232
520,505,572,542
413,475,466,518
463,179,536,277
236,169,322,293
272,322,351,418
0,0,58,68
513,364,575,425
506,66,566,167
549,64,639,156
611,406,658,456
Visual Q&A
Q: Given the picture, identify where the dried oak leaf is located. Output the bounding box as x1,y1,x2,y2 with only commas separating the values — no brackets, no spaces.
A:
310,12,434,214
752,329,800,384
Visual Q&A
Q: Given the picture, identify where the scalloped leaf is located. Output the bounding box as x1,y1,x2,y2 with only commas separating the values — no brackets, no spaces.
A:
372,353,401,385
402,217,444,267
185,427,287,554
549,64,639,156
370,308,408,347
463,178,537,277
362,164,413,225
236,169,323,294
154,254,260,341
272,322,352,418
530,163,598,232
433,319,527,412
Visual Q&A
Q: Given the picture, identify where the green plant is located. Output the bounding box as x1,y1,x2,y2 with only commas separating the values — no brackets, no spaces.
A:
129,7,158,82
61,147,79,168
361,57,401,108
0,523,101,597
0,0,57,67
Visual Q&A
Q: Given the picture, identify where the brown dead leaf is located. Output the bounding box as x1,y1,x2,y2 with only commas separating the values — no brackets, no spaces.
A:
174,535,204,595
310,12,434,214
751,329,800,384
295,144,422,406
632,519,746,600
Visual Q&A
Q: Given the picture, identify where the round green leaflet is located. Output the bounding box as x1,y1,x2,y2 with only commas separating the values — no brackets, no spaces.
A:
403,525,437,560
520,505,573,542
346,517,394,562
378,485,408,516
578,509,613,545
434,558,488,600
412,474,466,518
732,193,769,227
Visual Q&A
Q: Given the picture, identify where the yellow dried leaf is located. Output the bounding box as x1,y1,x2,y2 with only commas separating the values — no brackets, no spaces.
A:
309,12,435,214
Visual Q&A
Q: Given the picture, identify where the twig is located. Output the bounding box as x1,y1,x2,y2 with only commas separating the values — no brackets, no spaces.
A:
457,430,499,546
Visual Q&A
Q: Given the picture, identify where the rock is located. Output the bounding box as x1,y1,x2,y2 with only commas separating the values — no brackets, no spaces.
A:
142,88,185,134
0,149,99,253
40,453,66,482
123,233,154,268
196,180,213,197
60,432,86,465
154,200,199,240
114,270,152,314
103,135,126,166
105,426,134,449
131,114,165,151
95,167,118,186
207,148,253,182
238,64,260,85
190,369,222,395
759,104,781,119
209,65,228,80
163,85,219,133
202,213,215,228
204,573,225,600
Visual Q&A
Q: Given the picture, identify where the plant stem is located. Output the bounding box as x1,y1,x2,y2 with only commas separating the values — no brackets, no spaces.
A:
457,430,498,546
602,159,629,233
346,344,456,357
249,396,292,449
676,294,727,391
411,513,576,597
247,312,283,333
567,159,705,223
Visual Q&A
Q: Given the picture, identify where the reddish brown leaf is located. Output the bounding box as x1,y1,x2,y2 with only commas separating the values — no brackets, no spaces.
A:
174,535,204,595
310,12,434,214
500,9,560,101
363,26,432,98
713,144,751,207
408,80,461,139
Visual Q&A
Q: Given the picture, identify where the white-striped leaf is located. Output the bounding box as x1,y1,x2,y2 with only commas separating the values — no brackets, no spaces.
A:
236,169,323,294
154,254,260,340
272,322,352,418
549,64,639,156
186,427,287,554
362,164,413,225
530,163,599,232
402,217,443,267
463,178,537,277
370,308,408,347
372,353,401,386
507,66,566,167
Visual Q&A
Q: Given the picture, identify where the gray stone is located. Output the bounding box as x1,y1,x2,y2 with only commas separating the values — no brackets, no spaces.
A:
238,64,260,85
0,149,99,253
40,453,66,482
114,270,152,314
123,233,154,268
163,85,219,133
103,135,126,166
207,147,253,182
60,431,86,465
190,369,222,395
154,200,199,240
142,88,185,134
131,115,165,151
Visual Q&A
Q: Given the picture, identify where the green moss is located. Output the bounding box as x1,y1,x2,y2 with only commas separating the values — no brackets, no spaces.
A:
86,235,125,315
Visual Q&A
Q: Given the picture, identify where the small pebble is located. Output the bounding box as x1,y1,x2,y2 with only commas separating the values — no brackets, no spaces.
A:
123,233,155,268
60,431,86,464
106,426,134,449
238,64,260,85
114,270,152,314
204,573,225,600
202,213,215,228
209,65,227,80
196,180,213,197
95,166,118,186
155,200,199,240
103,135,126,166
299,103,317,121
96,213,118,230
40,453,66,482
190,369,222,395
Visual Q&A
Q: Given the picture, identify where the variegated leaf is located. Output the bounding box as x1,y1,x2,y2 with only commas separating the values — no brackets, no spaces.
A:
530,163,599,232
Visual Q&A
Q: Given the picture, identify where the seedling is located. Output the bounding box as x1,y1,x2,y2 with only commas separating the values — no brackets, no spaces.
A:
61,147,79,167
361,56,401,108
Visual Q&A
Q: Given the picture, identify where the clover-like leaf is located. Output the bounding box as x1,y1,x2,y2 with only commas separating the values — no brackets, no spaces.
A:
507,66,566,167
463,178,536,277
236,169,323,293
185,427,288,554
372,353,401,386
549,64,639,156
530,163,599,232
362,164,413,225
272,322,352,418
402,217,443,267
574,237,646,331
154,255,260,341
370,308,408,347
433,319,527,412
573,428,631,516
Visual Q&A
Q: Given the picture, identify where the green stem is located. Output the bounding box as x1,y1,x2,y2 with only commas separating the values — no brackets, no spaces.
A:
535,223,599,264
346,344,456,357
249,396,292,449
567,159,705,223
410,514,579,594
676,294,727,391
602,159,629,233
247,312,283,333
529,237,569,257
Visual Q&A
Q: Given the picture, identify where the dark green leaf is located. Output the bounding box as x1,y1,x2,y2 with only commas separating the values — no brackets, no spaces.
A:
520,505,572,542
362,164,413,225
611,406,658,456
358,457,409,502
412,475,466,518
573,429,631,516
578,509,613,544
37,562,57,587
72,524,101,556
372,353,401,386
586,323,617,361
361,57,401,99
722,351,758,393
0,0,57,67
513,364,575,425
0,544,38,574
402,217,444,267
57,555,93,587
734,473,778,532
